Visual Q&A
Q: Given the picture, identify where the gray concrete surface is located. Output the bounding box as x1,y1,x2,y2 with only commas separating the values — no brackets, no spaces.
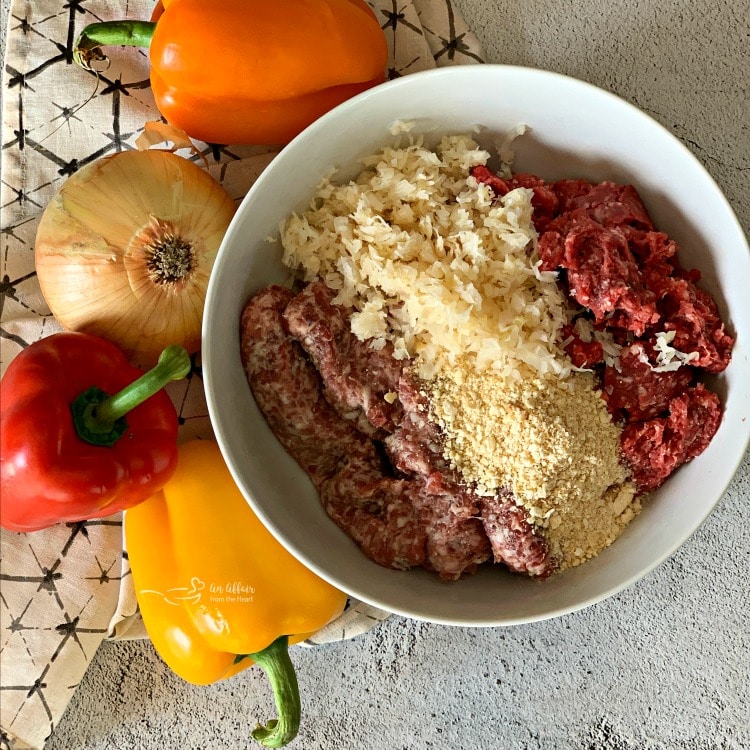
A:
3,0,749,748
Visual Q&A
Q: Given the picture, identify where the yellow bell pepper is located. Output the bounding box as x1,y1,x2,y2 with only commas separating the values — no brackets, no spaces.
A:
125,439,347,748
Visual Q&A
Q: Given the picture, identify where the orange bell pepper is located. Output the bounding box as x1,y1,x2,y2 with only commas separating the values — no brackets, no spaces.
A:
73,0,388,145
125,439,347,747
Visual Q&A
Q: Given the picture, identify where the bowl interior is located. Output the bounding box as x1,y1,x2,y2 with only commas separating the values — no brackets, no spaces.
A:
203,65,750,626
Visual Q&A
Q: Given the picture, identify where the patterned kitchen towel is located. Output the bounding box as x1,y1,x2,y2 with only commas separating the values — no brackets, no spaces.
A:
0,1,484,748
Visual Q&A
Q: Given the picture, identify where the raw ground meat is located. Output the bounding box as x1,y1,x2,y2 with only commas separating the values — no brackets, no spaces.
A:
561,323,604,369
408,490,492,580
621,226,678,266
620,384,722,491
471,166,558,230
477,165,733,492
283,281,404,437
602,342,695,421
243,164,733,580
561,220,659,336
240,286,363,484
384,403,457,498
654,276,734,373
241,286,430,572
478,493,552,578
318,443,428,570
242,282,556,580
389,371,555,578
553,180,654,230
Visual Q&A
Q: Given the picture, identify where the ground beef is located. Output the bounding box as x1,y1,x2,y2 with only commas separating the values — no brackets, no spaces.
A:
242,282,556,581
561,323,604,368
478,165,733,493
472,165,558,230
240,286,364,484
653,276,734,373
620,384,722,491
478,493,552,578
562,220,659,336
283,280,405,437
390,370,556,577
602,342,695,421
552,180,655,230
534,175,734,373
621,226,679,266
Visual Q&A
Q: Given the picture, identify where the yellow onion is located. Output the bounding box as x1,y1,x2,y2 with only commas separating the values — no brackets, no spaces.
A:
35,150,235,367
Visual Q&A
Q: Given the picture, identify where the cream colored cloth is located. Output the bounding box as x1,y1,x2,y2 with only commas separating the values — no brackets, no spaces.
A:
0,2,483,748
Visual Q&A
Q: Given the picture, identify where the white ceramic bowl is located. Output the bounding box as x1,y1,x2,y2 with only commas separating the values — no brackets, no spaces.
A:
203,65,750,626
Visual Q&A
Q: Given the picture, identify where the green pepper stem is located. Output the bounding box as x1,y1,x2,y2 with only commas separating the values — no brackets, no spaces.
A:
71,345,191,448
247,636,301,748
74,21,157,69
97,345,191,423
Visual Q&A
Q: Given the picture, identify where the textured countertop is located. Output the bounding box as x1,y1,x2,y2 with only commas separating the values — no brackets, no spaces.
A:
2,1,749,748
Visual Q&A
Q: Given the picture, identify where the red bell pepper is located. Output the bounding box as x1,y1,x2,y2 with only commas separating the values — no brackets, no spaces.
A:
0,332,190,532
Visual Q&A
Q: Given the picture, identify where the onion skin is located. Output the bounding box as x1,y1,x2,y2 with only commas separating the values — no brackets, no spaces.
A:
35,150,236,368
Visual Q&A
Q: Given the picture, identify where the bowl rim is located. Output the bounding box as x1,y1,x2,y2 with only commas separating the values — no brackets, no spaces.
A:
203,63,750,626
